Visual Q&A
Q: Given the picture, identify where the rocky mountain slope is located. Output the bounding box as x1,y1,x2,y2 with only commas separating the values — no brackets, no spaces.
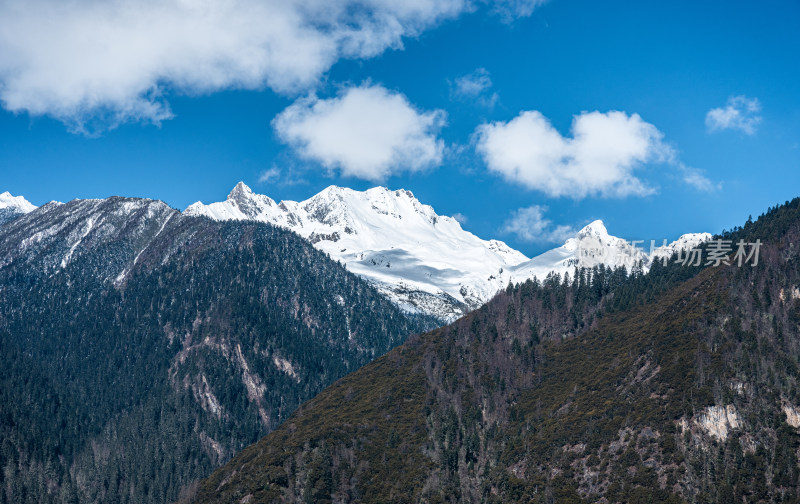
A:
186,183,710,322
192,198,800,503
0,197,424,504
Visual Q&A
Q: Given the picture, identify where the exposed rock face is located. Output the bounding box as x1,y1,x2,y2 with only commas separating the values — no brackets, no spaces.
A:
784,402,800,428
695,405,742,441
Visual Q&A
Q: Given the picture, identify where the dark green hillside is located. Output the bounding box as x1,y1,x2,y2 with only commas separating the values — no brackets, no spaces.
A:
194,198,800,503
0,198,423,504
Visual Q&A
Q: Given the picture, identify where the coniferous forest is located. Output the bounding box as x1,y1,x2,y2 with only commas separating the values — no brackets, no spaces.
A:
193,198,800,503
0,199,427,504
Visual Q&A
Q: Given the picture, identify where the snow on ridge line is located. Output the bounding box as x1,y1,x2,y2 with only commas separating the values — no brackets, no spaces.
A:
0,191,37,213
184,182,532,320
184,182,711,322
6,186,710,324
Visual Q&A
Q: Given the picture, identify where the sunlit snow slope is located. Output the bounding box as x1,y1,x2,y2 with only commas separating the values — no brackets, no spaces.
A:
186,183,710,322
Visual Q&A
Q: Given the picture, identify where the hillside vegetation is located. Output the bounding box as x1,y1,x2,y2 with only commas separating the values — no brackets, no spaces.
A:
0,199,424,504
194,199,800,503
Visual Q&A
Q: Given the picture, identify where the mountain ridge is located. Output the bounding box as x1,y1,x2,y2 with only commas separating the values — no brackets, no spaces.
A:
186,182,711,322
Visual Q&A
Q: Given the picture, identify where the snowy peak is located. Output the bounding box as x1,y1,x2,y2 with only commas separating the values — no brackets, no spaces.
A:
185,182,279,223
0,191,37,226
652,232,713,260
509,222,712,287
187,182,458,244
577,219,609,239
299,185,439,230
565,221,710,268
564,220,630,259
228,181,255,200
0,191,36,213
228,182,279,220
185,184,710,323
674,232,713,249
184,183,529,321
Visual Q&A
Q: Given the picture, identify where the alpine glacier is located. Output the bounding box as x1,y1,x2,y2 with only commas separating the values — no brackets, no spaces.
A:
186,183,711,322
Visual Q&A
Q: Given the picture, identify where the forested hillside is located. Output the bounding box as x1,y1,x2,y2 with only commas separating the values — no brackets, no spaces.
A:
194,198,800,503
0,197,424,504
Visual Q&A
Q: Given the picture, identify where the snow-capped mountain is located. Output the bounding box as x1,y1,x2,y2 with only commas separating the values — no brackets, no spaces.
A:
186,183,527,320
186,183,711,322
651,232,713,261
507,220,642,282
0,191,37,226
508,221,712,282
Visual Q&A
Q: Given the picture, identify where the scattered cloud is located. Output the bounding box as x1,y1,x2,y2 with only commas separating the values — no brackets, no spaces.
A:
705,95,762,135
272,84,446,181
0,0,546,133
452,212,468,224
491,0,550,22
678,164,719,192
450,68,498,107
258,167,281,184
256,163,309,187
502,205,574,243
475,110,675,199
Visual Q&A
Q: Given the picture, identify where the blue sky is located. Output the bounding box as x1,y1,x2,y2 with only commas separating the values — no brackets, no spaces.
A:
1,0,798,256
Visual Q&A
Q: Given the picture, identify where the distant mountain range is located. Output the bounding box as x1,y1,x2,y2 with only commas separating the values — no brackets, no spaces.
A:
186,183,711,322
1,185,710,323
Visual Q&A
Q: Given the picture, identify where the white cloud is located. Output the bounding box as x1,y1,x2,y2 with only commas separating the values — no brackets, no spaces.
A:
492,0,550,21
257,165,307,186
258,167,281,184
502,205,574,243
678,164,718,192
0,0,545,133
451,68,498,107
705,95,762,135
272,84,445,181
475,110,677,199
452,212,468,224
